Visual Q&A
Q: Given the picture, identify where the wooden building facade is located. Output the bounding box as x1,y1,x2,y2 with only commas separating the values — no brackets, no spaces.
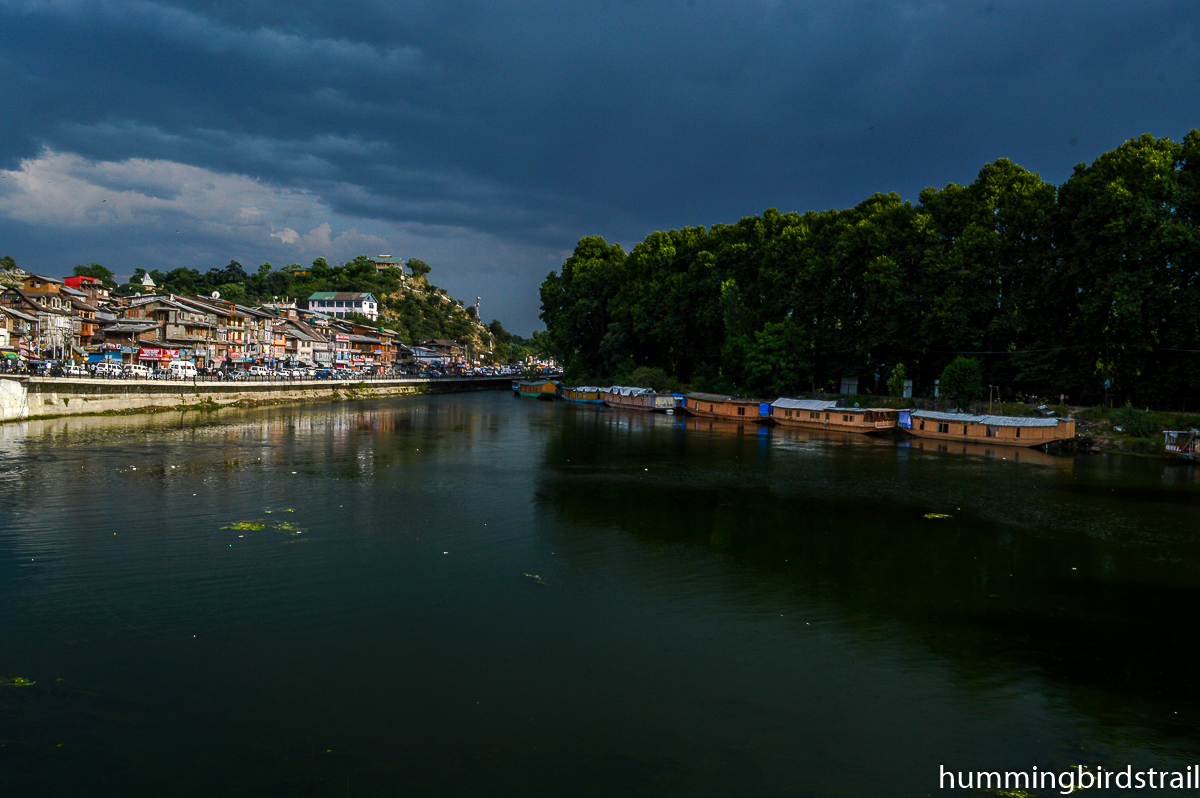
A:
900,410,1076,447
769,398,898,434
685,392,769,421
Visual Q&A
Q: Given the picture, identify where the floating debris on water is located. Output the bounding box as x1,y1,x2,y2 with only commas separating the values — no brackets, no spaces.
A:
223,521,267,531
0,676,36,687
221,519,305,536
923,513,952,519
523,573,546,585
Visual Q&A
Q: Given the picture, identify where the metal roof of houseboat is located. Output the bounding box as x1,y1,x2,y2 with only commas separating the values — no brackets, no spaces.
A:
911,410,1062,427
771,398,837,411
687,392,759,402
606,386,655,396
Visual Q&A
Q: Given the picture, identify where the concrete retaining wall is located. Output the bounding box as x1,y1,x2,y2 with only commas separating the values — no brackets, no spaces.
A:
0,375,512,422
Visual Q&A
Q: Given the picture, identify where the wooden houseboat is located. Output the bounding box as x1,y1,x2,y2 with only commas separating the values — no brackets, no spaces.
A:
1164,429,1199,462
517,379,559,400
900,410,1075,448
684,392,769,421
560,386,605,404
769,398,898,434
603,386,680,412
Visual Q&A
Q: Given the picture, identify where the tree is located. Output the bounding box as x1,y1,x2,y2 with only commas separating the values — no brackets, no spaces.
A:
887,363,907,397
72,263,118,288
939,357,983,408
742,319,811,398
216,283,246,302
0,255,15,272
407,258,431,278
628,366,668,392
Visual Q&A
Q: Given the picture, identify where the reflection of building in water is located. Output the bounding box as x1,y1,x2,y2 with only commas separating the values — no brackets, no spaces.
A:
901,437,1074,470
770,424,896,449
679,416,767,438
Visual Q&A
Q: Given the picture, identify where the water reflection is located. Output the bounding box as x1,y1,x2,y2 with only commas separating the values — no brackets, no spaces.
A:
1,393,1198,797
537,404,1200,759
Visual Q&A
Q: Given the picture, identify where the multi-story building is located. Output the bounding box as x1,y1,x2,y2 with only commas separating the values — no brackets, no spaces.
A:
306,292,380,321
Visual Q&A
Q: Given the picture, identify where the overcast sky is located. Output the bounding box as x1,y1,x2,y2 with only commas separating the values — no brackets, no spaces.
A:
1,1,1196,333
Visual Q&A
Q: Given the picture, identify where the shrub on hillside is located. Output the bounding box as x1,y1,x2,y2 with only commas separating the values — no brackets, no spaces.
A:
1111,404,1156,437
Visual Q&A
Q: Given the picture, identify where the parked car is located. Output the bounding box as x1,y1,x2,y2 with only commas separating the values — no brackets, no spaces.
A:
62,364,87,377
248,366,272,378
93,361,123,377
166,360,198,380
123,363,152,379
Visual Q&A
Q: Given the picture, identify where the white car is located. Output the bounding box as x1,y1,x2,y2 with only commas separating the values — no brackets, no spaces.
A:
93,361,123,377
122,363,152,379
164,361,198,380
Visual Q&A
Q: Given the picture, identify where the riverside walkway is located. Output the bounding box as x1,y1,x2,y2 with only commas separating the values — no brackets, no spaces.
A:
0,373,534,422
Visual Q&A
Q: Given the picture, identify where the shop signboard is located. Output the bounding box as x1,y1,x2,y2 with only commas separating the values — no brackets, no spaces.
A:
138,348,180,361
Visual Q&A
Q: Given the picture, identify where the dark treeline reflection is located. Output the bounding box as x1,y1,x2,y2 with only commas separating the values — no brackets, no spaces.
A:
537,407,1200,751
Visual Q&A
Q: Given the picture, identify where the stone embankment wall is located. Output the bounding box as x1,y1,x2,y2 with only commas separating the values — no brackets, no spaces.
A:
0,375,511,422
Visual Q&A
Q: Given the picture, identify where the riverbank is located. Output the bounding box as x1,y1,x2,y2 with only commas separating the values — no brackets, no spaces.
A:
0,374,513,422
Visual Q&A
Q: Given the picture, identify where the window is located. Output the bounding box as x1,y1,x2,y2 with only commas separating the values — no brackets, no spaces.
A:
843,414,851,422
937,422,949,433
986,426,998,438
737,406,745,416
811,412,820,419
1015,428,1021,438
825,413,830,420
963,425,968,435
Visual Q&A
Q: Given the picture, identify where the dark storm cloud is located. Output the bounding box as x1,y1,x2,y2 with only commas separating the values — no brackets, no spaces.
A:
1,0,1198,331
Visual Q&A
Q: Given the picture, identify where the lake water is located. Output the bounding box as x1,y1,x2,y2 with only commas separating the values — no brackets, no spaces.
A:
1,391,1198,796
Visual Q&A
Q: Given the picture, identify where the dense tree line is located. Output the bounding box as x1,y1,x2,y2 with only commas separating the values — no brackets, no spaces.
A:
540,132,1200,406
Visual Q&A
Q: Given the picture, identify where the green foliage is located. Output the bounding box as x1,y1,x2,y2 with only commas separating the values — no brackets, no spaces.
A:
0,254,15,271
628,366,669,392
342,311,374,326
73,262,117,288
742,319,810,397
216,282,246,302
887,363,908,397
1111,404,1157,437
407,258,431,278
538,130,1200,405
939,357,983,408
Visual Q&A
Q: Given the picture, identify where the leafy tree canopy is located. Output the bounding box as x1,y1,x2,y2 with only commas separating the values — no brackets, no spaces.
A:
940,357,983,409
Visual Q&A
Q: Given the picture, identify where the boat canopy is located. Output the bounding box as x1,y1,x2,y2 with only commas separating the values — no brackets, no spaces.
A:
771,398,837,411
910,410,1064,427
606,386,656,396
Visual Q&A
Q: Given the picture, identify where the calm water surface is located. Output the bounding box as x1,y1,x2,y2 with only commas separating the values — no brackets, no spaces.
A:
1,391,1198,796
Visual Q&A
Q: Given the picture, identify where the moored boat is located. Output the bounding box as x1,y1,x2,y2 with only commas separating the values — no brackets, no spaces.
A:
561,386,605,404
517,379,559,399
603,385,680,412
769,398,898,434
1164,429,1199,461
684,392,769,421
900,410,1075,448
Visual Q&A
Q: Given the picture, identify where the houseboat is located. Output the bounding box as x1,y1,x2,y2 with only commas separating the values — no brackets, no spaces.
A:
899,410,1076,448
1164,429,1199,462
684,392,769,421
769,398,898,434
603,385,680,412
517,379,559,400
561,386,605,404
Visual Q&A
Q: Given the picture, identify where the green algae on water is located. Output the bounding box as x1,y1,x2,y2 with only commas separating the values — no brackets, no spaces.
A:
0,677,36,687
